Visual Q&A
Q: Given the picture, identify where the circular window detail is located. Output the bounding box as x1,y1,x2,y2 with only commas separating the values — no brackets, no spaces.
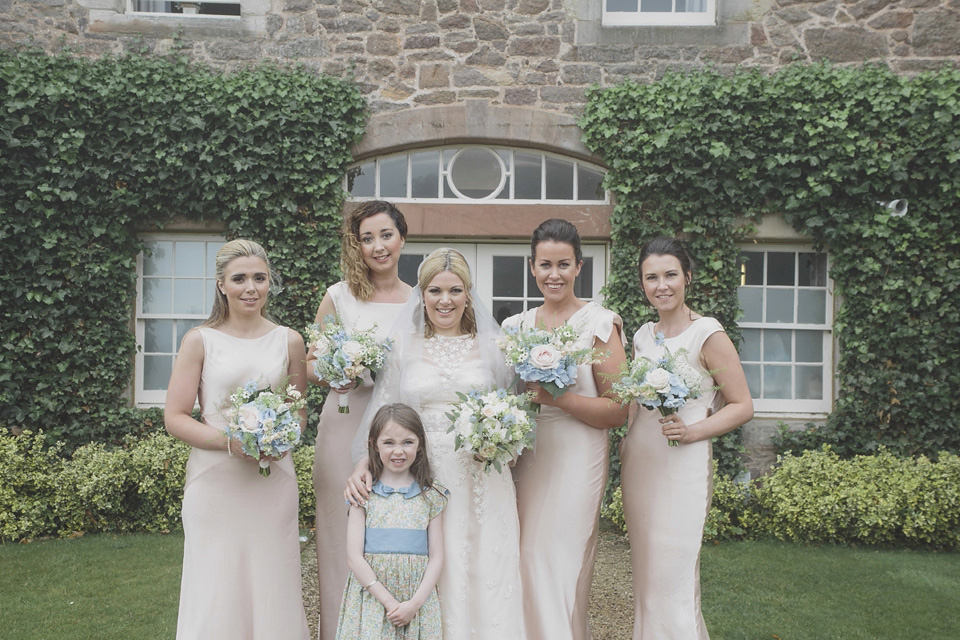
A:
447,147,506,200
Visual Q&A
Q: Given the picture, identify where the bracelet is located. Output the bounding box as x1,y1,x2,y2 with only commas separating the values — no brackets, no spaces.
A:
226,434,233,457
363,579,379,590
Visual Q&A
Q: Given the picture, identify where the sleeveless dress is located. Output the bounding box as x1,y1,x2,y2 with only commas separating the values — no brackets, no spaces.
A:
619,317,725,640
380,333,523,639
313,282,407,640
502,301,623,640
177,326,309,640
335,480,447,640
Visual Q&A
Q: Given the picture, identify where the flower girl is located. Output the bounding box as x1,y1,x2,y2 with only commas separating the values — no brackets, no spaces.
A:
336,403,447,639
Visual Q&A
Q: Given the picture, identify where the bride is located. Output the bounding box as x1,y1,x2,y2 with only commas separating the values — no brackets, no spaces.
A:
346,248,522,639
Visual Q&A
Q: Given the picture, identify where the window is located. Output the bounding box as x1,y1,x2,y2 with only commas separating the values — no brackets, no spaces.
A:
135,235,225,406
738,247,833,414
602,0,717,26
347,147,608,204
127,1,241,17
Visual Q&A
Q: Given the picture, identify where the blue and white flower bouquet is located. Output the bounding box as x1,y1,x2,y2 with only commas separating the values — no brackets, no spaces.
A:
498,324,601,411
445,388,537,474
226,380,306,476
305,315,392,414
611,333,706,447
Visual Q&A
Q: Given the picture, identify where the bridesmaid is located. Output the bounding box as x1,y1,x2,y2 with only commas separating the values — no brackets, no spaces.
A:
502,219,628,640
164,239,310,639
620,236,753,639
308,200,412,640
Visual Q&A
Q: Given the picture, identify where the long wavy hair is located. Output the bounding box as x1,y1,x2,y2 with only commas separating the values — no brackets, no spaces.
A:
417,248,477,339
341,201,408,301
201,239,279,328
367,403,447,510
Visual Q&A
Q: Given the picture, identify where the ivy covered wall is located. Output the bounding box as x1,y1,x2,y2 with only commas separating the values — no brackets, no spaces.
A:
582,63,960,458
0,51,366,449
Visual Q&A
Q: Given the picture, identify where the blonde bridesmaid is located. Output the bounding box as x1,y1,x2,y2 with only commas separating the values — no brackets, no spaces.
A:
502,219,628,640
165,239,310,639
308,201,412,640
620,236,753,639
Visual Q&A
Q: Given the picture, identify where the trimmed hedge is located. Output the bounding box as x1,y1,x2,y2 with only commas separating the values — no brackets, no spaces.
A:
605,448,960,550
0,429,317,542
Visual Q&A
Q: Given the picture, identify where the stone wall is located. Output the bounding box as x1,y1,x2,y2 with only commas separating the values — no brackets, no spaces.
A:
2,1,958,116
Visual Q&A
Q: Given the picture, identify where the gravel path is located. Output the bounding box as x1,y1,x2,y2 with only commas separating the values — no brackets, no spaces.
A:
299,527,634,639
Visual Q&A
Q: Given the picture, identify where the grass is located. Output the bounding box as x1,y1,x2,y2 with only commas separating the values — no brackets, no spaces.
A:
2,532,958,639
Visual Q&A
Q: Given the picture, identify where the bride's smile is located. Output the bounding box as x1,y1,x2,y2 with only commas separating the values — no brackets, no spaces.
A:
423,271,468,336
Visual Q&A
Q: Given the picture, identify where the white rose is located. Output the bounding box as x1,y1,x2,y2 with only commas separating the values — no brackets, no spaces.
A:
529,344,562,370
645,368,673,393
238,405,260,433
480,403,499,419
312,336,331,359
340,340,365,361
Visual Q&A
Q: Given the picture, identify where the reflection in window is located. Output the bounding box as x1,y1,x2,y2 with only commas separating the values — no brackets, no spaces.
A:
346,146,607,203
130,1,241,16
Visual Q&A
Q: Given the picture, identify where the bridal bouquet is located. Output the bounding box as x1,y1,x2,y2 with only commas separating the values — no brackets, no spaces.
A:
225,380,306,476
445,388,537,474
498,324,601,410
305,316,392,414
611,333,706,447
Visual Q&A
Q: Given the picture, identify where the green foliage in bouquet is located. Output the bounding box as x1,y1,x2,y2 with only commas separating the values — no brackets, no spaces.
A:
582,63,960,463
0,50,366,450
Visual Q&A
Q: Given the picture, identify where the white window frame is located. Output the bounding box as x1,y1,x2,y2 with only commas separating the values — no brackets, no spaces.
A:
602,0,718,26
737,244,834,415
126,0,241,17
135,234,225,407
346,146,610,205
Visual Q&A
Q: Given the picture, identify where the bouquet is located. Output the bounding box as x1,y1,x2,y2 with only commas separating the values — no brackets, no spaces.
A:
225,379,306,476
445,388,537,474
611,332,706,447
305,316,392,414
498,324,602,411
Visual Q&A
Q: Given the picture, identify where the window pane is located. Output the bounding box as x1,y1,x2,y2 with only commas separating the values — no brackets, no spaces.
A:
398,254,424,287
577,164,605,201
739,328,761,361
766,252,795,286
347,162,375,197
496,149,511,200
410,151,439,199
796,366,823,400
450,148,503,199
798,253,827,287
574,257,594,298
795,330,823,363
177,319,202,349
144,355,173,391
763,329,792,362
545,156,574,200
678,0,707,11
641,0,672,10
763,365,792,399
514,152,542,200
442,150,457,198
145,319,174,353
738,288,762,322
526,267,539,298
607,0,638,10
493,256,525,297
741,252,763,286
379,155,408,198
174,242,204,277
174,279,205,314
493,300,524,325
743,363,761,398
143,278,172,313
797,289,827,325
765,288,794,323
143,241,173,276
206,242,224,276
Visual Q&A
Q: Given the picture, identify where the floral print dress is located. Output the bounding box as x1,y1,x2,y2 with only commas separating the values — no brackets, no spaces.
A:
336,480,447,640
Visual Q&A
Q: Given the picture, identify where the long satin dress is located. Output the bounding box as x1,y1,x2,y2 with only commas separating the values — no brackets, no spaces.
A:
503,301,623,640
312,281,406,640
620,317,724,640
177,326,309,640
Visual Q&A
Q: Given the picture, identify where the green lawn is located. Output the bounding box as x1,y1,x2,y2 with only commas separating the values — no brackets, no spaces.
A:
1,533,958,639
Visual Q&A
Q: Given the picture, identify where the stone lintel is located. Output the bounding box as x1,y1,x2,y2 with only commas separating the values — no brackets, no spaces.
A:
576,21,751,47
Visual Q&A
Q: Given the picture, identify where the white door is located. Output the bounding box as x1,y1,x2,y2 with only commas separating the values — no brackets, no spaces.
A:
404,243,607,324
